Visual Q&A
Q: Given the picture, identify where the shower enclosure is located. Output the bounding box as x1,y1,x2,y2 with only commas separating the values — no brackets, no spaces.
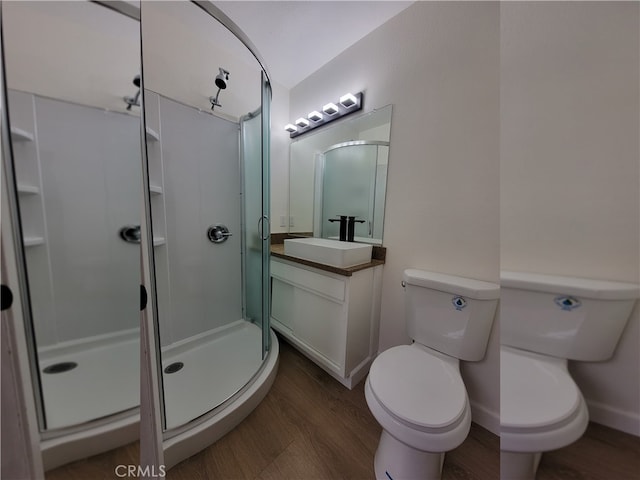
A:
0,0,142,470
320,141,390,244
139,1,276,469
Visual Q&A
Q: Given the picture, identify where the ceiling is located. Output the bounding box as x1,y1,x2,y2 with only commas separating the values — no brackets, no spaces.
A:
214,1,414,89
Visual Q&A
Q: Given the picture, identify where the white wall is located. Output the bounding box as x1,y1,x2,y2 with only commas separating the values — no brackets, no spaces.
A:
141,1,262,120
501,2,640,435
270,81,291,234
287,2,501,432
3,1,140,114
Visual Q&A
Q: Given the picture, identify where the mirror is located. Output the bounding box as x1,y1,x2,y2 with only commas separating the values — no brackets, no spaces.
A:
141,1,271,432
2,1,141,432
289,105,392,244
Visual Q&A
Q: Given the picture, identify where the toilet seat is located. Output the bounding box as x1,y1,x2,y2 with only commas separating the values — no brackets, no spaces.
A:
365,345,471,452
369,345,467,430
500,346,589,452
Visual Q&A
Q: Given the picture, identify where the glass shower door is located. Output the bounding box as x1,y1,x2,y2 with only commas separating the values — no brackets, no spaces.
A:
241,72,271,360
140,1,273,433
261,74,272,359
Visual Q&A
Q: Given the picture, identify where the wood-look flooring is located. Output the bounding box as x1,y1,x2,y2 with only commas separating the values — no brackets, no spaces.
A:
165,337,498,480
46,337,638,480
536,421,640,480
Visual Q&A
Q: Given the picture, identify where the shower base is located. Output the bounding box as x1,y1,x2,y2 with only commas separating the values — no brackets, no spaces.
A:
160,322,279,469
38,328,139,470
39,328,139,430
161,320,266,430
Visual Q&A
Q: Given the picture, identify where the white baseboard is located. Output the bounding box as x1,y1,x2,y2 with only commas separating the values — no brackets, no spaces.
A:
468,400,640,438
586,400,640,437
469,401,499,436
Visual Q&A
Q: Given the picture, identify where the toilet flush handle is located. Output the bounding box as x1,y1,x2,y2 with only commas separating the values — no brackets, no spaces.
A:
401,280,406,288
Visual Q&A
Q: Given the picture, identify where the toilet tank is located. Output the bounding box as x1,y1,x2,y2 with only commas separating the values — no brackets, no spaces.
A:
501,271,640,361
404,269,499,361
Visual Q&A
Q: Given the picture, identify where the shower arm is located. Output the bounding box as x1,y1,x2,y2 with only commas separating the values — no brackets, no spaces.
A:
210,88,222,110
124,89,140,110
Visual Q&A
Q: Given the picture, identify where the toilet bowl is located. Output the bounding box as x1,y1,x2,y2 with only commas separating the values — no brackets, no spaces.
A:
365,270,499,480
500,346,589,480
499,271,639,480
365,344,471,480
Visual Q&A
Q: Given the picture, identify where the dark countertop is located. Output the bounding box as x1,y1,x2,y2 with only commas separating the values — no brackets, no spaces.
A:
270,244,385,277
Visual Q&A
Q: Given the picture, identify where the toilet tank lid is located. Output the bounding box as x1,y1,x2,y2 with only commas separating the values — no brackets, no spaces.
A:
403,269,499,300
501,271,640,300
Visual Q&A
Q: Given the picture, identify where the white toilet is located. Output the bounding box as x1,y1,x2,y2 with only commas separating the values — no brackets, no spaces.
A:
500,271,639,480
365,269,499,480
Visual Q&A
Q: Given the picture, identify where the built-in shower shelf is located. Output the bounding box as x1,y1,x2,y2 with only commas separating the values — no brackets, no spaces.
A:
23,236,45,247
17,184,40,194
10,126,35,142
146,127,160,141
149,184,163,195
153,237,166,246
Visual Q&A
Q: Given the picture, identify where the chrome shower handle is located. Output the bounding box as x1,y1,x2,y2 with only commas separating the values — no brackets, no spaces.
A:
207,225,232,243
119,225,141,244
258,215,270,241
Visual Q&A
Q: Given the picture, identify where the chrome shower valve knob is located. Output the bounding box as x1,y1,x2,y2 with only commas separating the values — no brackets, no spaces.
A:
207,224,232,243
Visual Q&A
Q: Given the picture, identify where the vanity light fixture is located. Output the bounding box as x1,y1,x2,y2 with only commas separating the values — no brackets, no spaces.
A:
322,103,339,115
286,92,364,139
339,93,357,108
308,111,323,122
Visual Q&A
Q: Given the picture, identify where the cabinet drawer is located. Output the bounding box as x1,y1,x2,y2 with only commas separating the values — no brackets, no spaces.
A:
271,260,345,303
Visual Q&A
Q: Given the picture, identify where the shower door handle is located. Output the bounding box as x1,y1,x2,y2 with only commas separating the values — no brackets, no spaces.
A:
258,215,270,241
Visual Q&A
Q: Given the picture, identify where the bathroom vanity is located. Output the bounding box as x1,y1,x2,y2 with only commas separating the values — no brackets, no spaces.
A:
270,242,384,389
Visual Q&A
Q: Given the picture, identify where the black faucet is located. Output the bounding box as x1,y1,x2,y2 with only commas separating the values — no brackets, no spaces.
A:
328,215,348,241
347,216,366,242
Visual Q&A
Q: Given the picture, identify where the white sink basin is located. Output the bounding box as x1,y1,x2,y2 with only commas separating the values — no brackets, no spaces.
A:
284,238,373,268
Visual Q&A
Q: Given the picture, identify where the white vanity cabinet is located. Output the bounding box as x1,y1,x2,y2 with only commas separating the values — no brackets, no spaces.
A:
270,257,383,389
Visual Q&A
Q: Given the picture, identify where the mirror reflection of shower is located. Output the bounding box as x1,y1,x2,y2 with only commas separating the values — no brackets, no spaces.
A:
2,0,142,462
210,67,229,110
124,74,141,110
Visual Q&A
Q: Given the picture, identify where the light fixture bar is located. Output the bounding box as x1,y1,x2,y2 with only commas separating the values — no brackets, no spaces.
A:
286,92,364,138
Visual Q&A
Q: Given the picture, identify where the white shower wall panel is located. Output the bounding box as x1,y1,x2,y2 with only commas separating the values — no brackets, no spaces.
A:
13,92,141,346
157,97,242,345
8,90,56,347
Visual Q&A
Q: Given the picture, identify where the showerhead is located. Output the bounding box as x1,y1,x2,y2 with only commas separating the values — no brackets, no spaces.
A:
215,68,229,90
133,74,141,88
210,68,230,110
